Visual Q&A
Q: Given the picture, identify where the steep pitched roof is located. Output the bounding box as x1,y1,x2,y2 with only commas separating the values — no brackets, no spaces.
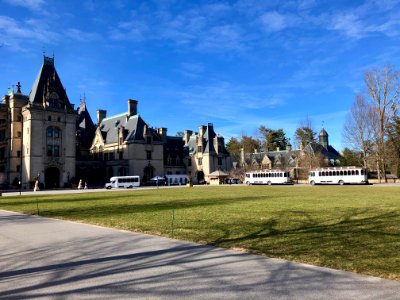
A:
29,56,74,110
76,100,96,148
98,112,161,145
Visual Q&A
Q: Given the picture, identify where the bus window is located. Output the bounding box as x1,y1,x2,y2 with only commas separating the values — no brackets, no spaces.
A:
356,170,359,175
361,169,364,175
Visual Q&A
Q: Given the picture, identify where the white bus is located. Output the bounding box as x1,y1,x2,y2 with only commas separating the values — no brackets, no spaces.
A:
105,176,140,189
308,167,368,185
245,170,293,185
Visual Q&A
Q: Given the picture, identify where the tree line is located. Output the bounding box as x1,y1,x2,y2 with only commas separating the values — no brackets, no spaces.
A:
225,64,400,182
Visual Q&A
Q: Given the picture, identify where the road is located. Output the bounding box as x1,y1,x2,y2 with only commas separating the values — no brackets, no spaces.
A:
1,210,400,299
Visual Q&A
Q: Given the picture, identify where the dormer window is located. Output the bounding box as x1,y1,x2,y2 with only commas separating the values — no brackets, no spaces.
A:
146,136,152,144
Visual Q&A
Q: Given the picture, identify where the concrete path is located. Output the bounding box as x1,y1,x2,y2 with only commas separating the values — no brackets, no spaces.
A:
1,210,400,299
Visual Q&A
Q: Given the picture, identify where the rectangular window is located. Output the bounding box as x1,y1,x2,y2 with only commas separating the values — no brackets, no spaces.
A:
47,145,53,156
146,150,152,160
197,145,202,153
47,127,53,137
54,128,60,138
104,153,109,161
0,147,5,160
17,131,21,138
119,151,123,160
54,145,60,157
110,152,115,160
146,136,152,144
16,165,21,172
218,157,222,165
0,129,6,141
17,150,21,158
27,127,29,134
198,158,202,165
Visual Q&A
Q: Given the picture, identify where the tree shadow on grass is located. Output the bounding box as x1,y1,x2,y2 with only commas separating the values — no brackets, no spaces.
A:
1,212,400,299
207,208,400,278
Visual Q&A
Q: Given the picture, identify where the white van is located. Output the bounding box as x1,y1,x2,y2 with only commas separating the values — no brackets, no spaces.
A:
105,176,140,189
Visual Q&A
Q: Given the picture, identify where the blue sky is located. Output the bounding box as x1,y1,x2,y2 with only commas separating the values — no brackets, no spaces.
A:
1,0,400,151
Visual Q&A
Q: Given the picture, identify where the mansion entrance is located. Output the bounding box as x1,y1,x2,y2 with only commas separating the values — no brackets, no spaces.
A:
45,167,60,189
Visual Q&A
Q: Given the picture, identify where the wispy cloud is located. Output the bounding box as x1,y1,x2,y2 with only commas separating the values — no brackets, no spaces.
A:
65,28,102,42
0,16,59,49
3,0,45,11
260,11,298,32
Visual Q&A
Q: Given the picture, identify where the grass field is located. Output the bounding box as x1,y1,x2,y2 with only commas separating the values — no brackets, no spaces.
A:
1,185,400,280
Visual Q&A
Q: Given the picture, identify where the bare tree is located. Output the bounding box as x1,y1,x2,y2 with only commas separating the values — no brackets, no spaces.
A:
342,94,374,168
364,65,400,182
294,117,317,149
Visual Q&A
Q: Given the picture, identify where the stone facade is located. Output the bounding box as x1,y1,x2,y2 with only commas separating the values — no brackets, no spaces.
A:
0,55,231,189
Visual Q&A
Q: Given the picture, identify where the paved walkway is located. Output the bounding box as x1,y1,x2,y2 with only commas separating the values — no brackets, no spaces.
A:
1,210,400,299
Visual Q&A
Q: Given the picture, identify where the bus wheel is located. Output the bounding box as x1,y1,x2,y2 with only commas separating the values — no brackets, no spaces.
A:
267,181,272,186
339,180,344,186
127,185,133,189
310,180,315,186
246,181,251,185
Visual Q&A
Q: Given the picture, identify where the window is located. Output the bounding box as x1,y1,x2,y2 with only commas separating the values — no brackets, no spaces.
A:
0,147,5,160
110,152,115,160
47,145,53,156
119,151,123,160
197,145,202,153
104,153,109,161
54,128,60,138
218,145,222,153
198,157,203,165
57,117,61,122
17,131,21,138
27,127,29,134
0,129,5,141
146,136,152,144
218,157,222,165
54,145,60,157
48,116,52,121
47,127,53,137
16,165,21,172
17,151,21,158
146,150,152,160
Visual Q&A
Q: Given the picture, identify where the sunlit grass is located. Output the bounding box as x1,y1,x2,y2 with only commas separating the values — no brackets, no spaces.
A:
1,185,400,280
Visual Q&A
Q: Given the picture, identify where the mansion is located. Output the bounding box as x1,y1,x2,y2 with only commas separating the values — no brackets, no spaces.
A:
0,56,231,189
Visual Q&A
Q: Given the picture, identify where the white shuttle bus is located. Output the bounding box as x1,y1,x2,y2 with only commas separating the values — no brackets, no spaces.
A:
308,167,368,185
105,176,140,189
245,170,293,185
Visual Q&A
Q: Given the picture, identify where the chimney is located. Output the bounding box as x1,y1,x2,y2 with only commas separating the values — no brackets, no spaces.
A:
158,127,167,143
276,147,280,152
184,130,193,144
128,99,138,116
97,109,107,124
199,125,206,137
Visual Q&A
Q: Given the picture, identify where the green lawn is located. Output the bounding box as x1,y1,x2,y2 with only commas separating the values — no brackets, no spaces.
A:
1,185,400,280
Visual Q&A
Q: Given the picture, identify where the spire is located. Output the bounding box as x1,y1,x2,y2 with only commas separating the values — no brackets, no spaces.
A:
29,55,72,110
319,128,329,149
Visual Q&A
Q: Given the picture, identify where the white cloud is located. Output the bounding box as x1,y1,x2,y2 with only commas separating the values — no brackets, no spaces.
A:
330,13,365,39
260,11,301,32
4,0,45,12
65,28,102,42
